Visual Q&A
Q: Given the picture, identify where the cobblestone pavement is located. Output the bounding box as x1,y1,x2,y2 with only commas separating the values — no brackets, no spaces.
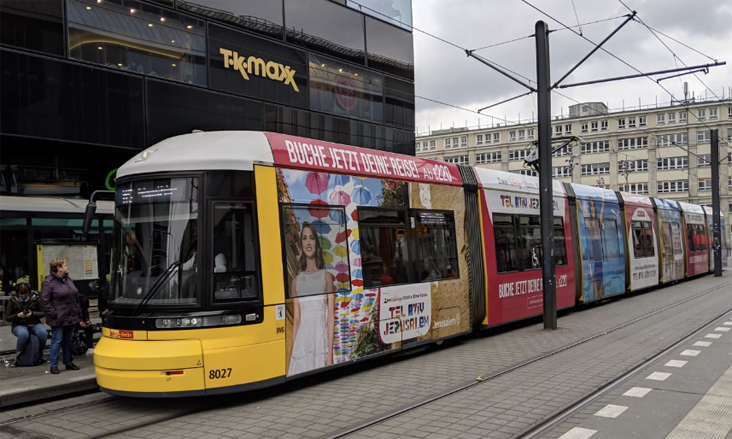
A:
2,273,730,439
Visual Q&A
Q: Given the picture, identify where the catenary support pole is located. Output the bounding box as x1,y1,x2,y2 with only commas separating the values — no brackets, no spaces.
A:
536,21,557,330
711,129,722,277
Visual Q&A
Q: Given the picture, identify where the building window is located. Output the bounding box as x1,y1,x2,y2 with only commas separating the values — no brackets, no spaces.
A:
476,134,484,145
639,115,647,126
553,166,571,178
710,108,718,119
620,183,649,194
728,107,732,118
580,140,610,154
698,179,713,191
429,140,436,150
508,149,529,161
580,163,610,176
698,109,706,120
553,145,571,157
68,0,207,86
600,120,608,131
657,157,688,170
415,142,421,152
728,127,732,142
460,136,467,147
698,154,712,167
453,137,459,147
444,155,469,165
527,128,535,140
476,152,501,164
618,118,626,129
628,116,637,128
518,130,526,141
581,122,588,133
554,125,563,136
697,130,710,143
624,159,648,172
619,137,648,150
591,121,598,132
493,133,500,143
657,114,665,125
657,180,689,193
657,132,688,147
668,113,676,124
679,111,687,122
444,138,451,148
509,131,517,142
512,169,537,177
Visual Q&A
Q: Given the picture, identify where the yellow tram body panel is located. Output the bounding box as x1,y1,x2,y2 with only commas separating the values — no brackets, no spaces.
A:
95,308,285,394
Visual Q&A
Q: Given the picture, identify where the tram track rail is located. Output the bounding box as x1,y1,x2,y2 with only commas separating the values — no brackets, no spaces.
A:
1,279,730,438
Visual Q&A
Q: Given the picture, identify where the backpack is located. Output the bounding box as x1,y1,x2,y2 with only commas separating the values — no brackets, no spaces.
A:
71,329,88,357
15,332,43,367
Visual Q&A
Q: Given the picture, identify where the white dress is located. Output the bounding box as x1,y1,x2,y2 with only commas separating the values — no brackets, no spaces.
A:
289,270,329,375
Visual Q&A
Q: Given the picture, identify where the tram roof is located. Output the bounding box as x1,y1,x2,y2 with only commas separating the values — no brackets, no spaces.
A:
0,196,114,215
677,201,705,215
118,131,465,186
702,206,725,218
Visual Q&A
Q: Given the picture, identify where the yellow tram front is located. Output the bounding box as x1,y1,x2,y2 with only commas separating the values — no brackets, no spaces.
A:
94,132,287,397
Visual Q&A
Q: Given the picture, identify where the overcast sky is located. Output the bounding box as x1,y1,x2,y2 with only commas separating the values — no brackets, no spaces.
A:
411,0,732,135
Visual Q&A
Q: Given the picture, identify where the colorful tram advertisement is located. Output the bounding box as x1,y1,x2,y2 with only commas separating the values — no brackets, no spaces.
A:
88,131,721,398
475,168,575,325
619,192,659,291
654,198,685,284
678,202,709,277
571,184,626,302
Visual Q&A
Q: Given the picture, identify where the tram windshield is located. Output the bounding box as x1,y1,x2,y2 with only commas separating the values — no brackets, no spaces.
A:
111,177,199,307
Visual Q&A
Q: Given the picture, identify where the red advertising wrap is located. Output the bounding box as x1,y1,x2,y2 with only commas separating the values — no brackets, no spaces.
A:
265,132,463,186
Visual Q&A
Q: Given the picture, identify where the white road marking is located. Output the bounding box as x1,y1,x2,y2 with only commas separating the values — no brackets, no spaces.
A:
723,322,732,326
681,350,701,356
714,327,730,332
594,404,628,418
559,427,597,439
665,360,688,368
705,334,722,339
666,362,732,438
647,372,672,381
624,387,652,398
693,341,712,347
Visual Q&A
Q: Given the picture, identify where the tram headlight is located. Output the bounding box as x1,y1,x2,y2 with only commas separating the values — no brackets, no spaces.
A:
155,317,204,329
202,314,242,327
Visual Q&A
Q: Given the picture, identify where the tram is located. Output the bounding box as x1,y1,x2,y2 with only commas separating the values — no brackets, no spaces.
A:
87,131,727,397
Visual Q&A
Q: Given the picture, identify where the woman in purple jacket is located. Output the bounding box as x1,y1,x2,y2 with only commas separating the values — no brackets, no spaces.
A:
40,258,83,374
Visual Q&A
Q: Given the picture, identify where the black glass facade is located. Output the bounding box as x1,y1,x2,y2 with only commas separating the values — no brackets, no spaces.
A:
0,0,415,198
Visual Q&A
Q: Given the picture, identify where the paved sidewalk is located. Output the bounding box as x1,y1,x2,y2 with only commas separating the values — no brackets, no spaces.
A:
545,312,732,439
0,301,102,409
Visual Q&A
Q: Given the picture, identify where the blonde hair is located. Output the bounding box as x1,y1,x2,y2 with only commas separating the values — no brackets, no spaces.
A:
50,258,67,273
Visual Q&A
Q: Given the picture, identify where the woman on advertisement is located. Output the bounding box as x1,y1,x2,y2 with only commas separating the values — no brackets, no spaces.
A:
288,223,335,375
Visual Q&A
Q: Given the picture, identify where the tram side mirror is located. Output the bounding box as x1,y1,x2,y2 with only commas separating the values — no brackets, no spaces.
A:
82,202,97,235
83,190,115,235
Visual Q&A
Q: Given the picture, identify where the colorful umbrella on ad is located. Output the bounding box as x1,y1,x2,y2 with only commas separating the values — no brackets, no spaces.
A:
307,199,329,219
329,190,351,206
352,185,372,205
329,174,351,189
306,172,329,195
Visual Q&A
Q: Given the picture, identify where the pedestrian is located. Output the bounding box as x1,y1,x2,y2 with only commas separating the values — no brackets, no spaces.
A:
4,282,47,366
40,258,82,374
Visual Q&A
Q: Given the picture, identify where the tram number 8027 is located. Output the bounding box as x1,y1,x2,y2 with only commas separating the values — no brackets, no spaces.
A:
209,368,232,379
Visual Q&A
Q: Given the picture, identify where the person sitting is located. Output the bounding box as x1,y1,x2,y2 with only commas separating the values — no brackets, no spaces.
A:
4,283,47,366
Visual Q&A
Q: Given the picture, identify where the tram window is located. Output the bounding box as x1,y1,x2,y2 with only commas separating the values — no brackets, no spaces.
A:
689,224,707,251
601,219,621,261
686,224,695,251
553,218,568,267
358,208,413,287
632,221,654,258
281,204,349,297
519,216,542,270
212,203,259,302
414,210,459,281
494,214,519,273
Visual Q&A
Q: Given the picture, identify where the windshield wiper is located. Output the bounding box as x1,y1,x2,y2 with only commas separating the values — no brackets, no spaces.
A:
133,261,181,316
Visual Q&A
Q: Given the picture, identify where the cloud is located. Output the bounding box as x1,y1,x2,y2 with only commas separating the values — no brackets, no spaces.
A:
413,0,732,134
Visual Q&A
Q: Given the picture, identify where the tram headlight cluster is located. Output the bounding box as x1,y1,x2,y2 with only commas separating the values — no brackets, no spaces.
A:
154,314,242,329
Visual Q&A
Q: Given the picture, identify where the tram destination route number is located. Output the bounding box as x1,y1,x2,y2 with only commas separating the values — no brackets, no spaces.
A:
209,368,233,379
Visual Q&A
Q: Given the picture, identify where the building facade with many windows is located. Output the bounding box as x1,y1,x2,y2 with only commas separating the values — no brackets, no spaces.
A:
416,99,732,236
